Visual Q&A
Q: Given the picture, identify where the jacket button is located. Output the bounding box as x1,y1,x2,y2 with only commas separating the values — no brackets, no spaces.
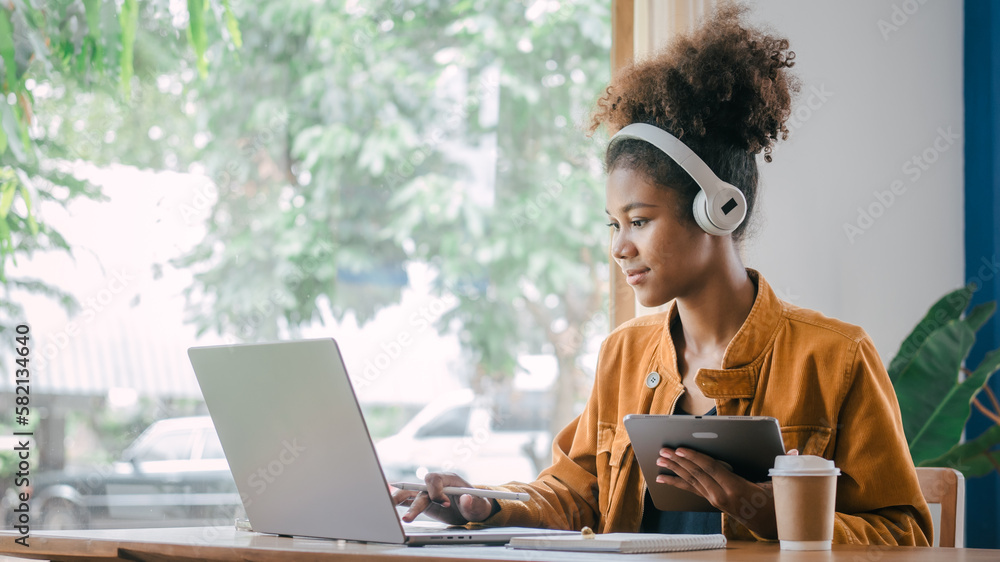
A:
645,371,661,389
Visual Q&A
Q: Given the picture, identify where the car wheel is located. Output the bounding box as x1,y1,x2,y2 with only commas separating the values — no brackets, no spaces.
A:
40,499,85,530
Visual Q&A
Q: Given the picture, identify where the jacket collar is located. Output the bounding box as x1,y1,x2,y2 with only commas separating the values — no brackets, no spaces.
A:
657,269,784,400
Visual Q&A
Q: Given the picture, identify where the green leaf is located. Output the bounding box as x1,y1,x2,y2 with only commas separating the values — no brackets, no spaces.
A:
19,185,37,236
0,8,16,92
11,100,29,156
0,217,11,281
921,424,1000,478
964,301,996,333
222,0,243,48
889,286,972,382
0,109,6,155
119,0,139,97
44,226,71,252
894,321,974,458
83,0,101,41
82,0,103,71
970,348,1000,398
0,180,15,219
11,278,80,314
0,103,24,163
187,0,209,78
908,346,1000,465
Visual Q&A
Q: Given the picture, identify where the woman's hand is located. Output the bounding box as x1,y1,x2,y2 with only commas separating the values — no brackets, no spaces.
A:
390,472,497,526
655,448,798,539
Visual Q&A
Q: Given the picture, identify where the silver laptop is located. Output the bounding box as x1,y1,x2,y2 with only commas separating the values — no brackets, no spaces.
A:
187,338,572,545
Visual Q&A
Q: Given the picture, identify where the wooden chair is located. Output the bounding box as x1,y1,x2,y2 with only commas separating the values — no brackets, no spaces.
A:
915,467,965,547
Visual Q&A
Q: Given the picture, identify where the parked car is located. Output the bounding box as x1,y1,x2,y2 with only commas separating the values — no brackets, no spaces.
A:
375,389,552,486
1,416,243,530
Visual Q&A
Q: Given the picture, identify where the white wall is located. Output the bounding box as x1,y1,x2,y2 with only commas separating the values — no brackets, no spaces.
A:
738,0,965,361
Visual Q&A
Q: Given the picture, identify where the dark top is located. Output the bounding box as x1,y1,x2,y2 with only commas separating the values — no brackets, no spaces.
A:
639,407,722,535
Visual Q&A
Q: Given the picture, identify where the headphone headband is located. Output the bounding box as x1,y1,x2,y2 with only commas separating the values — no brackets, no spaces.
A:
608,123,747,236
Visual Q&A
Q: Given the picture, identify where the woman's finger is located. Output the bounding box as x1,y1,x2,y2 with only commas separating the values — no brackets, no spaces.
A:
670,448,731,504
402,492,433,523
655,472,698,493
390,488,419,507
657,452,711,497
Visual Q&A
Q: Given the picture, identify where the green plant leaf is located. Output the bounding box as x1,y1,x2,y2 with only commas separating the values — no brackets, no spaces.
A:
964,301,996,333
19,185,37,236
0,8,16,92
83,0,101,40
894,321,974,456
921,424,1000,478
0,180,15,219
908,346,1000,465
970,348,1000,398
11,278,80,314
82,0,103,71
0,103,23,162
11,100,29,155
222,0,242,48
187,0,209,78
44,226,71,252
0,217,11,281
119,0,138,97
889,286,972,383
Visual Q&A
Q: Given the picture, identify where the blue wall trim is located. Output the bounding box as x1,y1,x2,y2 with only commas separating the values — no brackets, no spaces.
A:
964,0,1000,550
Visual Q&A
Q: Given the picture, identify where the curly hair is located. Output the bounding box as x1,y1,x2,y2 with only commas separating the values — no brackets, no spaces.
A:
589,2,799,241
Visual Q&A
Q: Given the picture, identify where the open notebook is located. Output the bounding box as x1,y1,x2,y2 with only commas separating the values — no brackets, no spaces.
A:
507,532,726,554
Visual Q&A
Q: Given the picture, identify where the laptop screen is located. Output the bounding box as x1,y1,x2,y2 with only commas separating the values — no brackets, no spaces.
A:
189,339,407,543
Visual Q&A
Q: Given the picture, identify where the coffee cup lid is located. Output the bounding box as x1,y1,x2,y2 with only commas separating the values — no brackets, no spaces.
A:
768,454,841,477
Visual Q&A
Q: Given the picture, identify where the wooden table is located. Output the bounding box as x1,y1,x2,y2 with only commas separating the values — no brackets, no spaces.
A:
0,526,995,561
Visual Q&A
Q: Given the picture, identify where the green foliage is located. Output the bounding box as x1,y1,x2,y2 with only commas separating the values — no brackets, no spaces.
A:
0,9,17,92
187,0,209,77
0,0,240,335
119,0,139,97
891,286,1000,475
221,0,242,49
922,424,1000,478
164,0,610,361
18,0,611,432
889,287,974,381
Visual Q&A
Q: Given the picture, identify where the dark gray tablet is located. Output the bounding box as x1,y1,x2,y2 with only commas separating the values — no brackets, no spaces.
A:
623,414,785,512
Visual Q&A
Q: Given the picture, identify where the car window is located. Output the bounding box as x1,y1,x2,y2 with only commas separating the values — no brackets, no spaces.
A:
199,430,227,460
414,406,470,438
133,430,196,462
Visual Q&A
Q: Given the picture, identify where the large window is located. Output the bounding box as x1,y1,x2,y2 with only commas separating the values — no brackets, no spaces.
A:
1,0,610,529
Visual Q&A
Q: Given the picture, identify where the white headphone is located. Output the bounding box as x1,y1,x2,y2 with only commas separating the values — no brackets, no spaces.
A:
608,123,747,236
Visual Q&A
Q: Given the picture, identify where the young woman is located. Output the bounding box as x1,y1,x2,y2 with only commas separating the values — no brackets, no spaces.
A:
393,5,933,545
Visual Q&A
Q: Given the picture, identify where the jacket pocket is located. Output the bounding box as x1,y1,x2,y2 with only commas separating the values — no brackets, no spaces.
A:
779,425,832,457
596,422,614,515
596,422,631,516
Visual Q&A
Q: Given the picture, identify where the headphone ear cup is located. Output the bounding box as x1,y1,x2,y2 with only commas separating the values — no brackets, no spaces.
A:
692,190,728,236
692,186,746,236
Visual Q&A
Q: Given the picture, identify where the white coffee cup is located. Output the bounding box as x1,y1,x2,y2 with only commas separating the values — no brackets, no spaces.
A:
769,455,841,551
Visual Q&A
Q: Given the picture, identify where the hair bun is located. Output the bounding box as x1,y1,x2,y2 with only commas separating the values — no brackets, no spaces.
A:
590,2,799,162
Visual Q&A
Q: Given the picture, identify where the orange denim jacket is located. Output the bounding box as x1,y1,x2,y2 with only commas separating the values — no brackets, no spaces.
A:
483,270,933,545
